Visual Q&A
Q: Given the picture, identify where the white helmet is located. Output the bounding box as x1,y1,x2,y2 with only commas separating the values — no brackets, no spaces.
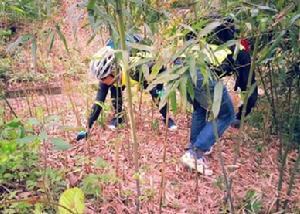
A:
90,46,115,80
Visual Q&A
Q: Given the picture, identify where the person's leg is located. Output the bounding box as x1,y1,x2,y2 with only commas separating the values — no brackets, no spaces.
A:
182,103,213,175
189,101,207,148
88,83,110,129
109,85,123,129
236,85,258,120
192,88,235,152
149,84,177,130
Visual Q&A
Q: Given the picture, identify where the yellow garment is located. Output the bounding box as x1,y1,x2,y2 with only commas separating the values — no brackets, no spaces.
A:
121,70,138,86
203,44,232,66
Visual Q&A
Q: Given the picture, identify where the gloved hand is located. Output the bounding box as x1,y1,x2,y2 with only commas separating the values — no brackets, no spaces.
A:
76,131,87,141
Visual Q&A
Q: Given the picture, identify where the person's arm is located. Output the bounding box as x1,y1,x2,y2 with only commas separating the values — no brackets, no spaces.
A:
77,83,110,141
212,53,235,77
232,51,258,126
88,83,110,128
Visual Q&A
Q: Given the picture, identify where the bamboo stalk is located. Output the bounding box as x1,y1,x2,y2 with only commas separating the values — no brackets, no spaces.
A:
159,101,169,213
115,1,141,212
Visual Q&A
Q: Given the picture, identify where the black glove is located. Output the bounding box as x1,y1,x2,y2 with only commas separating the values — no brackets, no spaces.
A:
76,131,87,141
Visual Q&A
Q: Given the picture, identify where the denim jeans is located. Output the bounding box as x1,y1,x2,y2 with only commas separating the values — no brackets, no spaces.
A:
189,71,235,152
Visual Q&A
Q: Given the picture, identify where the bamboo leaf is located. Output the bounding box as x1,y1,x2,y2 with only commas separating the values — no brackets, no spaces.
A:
55,24,69,52
87,0,96,10
127,42,154,52
48,31,55,53
188,55,197,85
141,64,150,80
212,81,223,119
8,5,26,15
186,77,195,100
179,76,187,112
31,36,37,72
169,91,177,113
198,21,221,37
86,33,96,46
159,81,179,110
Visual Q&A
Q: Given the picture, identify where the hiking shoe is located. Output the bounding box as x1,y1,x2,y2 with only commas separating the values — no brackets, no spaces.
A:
108,117,123,130
204,146,214,155
231,119,241,129
180,150,213,175
164,118,177,131
76,131,87,141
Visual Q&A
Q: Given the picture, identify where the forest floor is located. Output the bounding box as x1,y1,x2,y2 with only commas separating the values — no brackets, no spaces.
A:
4,0,300,213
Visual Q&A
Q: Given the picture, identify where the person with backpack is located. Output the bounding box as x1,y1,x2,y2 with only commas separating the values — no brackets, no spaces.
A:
76,36,177,141
179,17,257,175
177,54,235,176
208,17,258,128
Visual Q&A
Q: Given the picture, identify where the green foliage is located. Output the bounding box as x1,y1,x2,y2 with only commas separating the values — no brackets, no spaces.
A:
80,171,118,199
139,188,156,202
0,0,58,22
241,189,263,214
0,115,41,212
59,187,85,214
0,107,70,212
80,174,102,199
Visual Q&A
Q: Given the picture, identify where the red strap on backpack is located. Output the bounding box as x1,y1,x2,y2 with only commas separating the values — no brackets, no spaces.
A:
241,38,250,52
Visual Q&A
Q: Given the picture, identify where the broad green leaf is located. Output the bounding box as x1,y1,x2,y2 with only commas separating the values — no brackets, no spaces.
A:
50,138,71,151
6,118,22,128
26,117,40,126
16,136,38,145
59,187,85,214
39,131,48,141
212,82,223,119
0,140,17,153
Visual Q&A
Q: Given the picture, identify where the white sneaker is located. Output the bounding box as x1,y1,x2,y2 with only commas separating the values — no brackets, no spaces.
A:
108,117,123,130
181,151,213,175
165,118,177,131
204,146,214,155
